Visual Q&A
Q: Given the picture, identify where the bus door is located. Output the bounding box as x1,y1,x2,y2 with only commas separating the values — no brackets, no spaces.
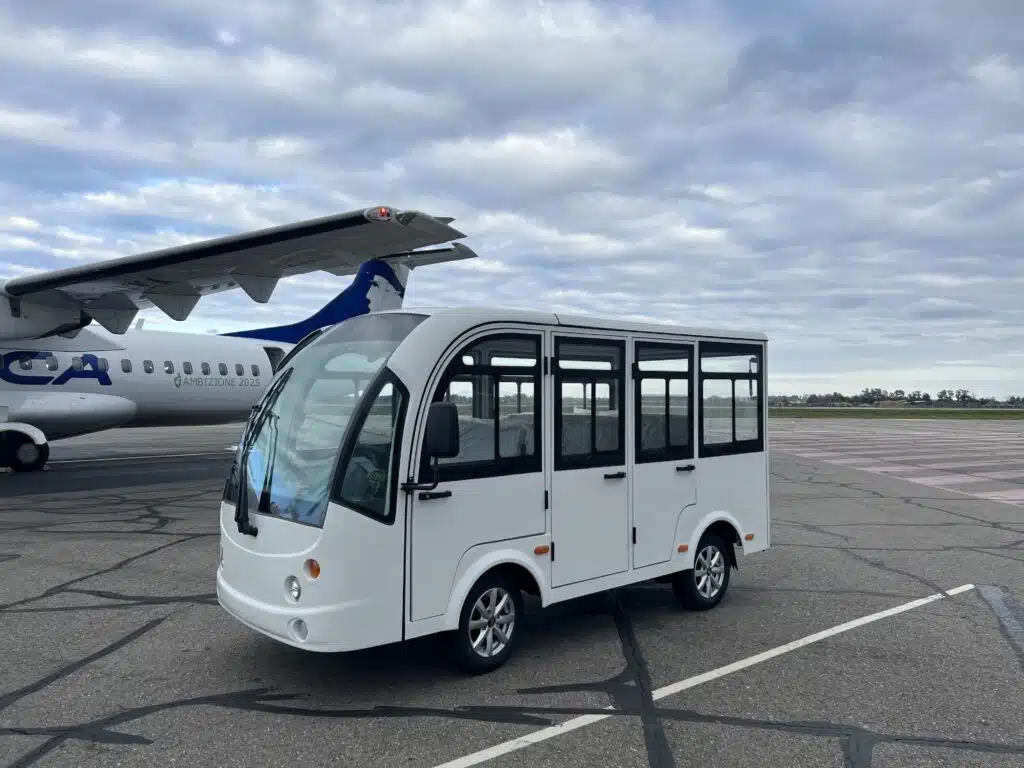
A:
549,333,630,587
407,330,547,622
630,339,698,569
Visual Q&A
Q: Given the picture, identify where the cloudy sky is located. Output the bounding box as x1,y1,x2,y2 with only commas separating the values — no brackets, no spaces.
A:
1,0,1022,398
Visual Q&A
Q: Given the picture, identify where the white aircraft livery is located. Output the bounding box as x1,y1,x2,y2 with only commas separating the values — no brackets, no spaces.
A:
0,205,477,472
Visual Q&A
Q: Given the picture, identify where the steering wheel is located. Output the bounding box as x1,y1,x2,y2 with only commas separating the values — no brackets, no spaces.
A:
342,447,388,507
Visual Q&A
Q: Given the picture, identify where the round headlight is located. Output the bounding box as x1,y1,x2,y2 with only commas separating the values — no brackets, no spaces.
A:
285,575,301,602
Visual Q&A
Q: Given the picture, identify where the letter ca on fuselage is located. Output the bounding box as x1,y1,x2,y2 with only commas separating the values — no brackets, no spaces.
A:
0,351,112,386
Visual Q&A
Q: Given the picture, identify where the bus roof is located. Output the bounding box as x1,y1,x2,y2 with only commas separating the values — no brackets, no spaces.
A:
387,306,769,342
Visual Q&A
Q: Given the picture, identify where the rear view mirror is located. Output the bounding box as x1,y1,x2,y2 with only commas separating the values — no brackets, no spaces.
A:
424,401,460,459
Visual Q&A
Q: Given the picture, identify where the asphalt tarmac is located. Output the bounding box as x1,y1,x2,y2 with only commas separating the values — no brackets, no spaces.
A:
1,421,1022,767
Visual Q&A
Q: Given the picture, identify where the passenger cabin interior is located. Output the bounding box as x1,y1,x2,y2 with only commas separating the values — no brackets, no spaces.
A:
420,330,762,477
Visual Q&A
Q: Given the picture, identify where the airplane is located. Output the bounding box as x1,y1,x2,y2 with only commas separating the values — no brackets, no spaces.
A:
0,205,478,472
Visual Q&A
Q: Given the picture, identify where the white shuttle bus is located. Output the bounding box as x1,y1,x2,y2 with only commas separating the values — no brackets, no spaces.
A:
216,307,770,673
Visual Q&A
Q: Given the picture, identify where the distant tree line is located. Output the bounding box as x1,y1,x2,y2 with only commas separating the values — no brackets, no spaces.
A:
769,388,1024,407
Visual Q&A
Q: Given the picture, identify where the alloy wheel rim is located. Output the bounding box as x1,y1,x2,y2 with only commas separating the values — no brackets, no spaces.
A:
695,544,726,599
468,587,516,658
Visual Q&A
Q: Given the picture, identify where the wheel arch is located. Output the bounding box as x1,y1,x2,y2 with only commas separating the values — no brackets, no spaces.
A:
687,513,743,571
443,547,546,631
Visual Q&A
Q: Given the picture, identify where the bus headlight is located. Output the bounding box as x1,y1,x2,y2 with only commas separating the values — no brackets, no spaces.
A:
285,576,301,602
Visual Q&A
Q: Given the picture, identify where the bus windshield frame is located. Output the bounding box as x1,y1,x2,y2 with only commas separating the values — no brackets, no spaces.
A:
225,311,426,531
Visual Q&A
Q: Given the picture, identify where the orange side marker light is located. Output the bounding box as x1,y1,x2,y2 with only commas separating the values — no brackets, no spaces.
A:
744,534,754,541
305,559,321,579
534,544,550,556
677,544,689,553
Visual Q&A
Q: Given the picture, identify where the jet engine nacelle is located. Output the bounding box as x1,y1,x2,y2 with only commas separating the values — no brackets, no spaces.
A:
3,391,137,441
0,291,91,341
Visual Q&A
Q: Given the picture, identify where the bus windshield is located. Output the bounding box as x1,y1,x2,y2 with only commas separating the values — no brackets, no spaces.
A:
226,312,426,530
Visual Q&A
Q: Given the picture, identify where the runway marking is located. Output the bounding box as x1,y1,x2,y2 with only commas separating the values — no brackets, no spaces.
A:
432,584,977,768
915,459,1024,470
909,474,993,486
769,420,1024,506
48,450,235,465
975,470,1024,480
976,488,1024,503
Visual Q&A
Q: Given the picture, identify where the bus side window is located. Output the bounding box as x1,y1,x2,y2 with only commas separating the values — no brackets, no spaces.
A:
698,341,764,457
332,378,407,523
553,338,625,470
634,341,693,464
421,332,542,482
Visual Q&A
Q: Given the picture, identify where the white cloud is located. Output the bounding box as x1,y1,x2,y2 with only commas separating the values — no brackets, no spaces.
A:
0,0,1022,398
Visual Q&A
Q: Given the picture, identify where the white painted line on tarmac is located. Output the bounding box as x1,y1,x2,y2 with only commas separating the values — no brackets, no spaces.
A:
774,450,1024,508
432,583,977,768
49,450,234,465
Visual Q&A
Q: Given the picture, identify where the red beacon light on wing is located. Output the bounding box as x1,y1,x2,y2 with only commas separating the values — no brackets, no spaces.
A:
365,206,395,222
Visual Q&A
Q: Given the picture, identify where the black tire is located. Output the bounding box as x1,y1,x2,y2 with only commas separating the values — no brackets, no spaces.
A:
450,571,524,674
672,531,731,611
4,433,48,473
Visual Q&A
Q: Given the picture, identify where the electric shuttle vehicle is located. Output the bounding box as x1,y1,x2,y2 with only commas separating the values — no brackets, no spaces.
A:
216,307,770,673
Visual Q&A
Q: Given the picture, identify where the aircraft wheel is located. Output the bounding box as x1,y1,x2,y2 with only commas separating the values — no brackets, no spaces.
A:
3,432,49,472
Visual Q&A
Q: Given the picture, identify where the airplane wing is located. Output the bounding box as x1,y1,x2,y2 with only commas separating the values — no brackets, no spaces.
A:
2,206,474,333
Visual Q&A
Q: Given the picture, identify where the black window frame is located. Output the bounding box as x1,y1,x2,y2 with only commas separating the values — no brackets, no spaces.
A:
419,332,543,483
553,336,626,471
633,341,695,464
329,367,409,526
697,340,765,458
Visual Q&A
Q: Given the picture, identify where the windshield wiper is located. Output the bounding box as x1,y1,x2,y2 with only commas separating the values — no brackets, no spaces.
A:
234,459,259,537
256,414,279,514
234,368,293,537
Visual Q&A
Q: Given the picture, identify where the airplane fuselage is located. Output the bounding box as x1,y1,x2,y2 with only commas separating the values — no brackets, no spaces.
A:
0,326,292,441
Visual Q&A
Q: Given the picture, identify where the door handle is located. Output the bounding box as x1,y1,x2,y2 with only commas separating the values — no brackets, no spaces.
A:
419,490,452,501
676,464,696,472
603,471,626,480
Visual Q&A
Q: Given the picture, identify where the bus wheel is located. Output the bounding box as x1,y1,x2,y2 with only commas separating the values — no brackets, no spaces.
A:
451,572,523,674
672,531,730,611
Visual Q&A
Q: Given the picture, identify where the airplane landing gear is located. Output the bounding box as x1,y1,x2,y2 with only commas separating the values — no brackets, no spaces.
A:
0,430,50,473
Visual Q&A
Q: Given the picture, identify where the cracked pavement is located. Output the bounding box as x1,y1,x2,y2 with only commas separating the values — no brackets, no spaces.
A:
0,422,1022,767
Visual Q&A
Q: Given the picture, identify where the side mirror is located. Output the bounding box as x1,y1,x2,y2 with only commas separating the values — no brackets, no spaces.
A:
424,401,460,459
